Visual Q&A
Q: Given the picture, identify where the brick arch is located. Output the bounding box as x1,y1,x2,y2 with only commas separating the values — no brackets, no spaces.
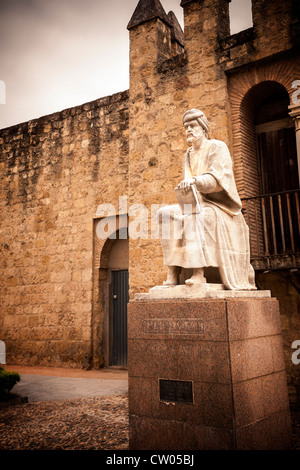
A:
228,56,298,198
240,80,290,197
93,214,128,270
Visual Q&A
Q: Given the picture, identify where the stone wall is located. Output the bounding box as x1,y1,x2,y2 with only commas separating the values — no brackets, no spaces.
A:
0,91,129,367
126,0,300,382
127,1,234,297
127,0,300,296
0,0,300,371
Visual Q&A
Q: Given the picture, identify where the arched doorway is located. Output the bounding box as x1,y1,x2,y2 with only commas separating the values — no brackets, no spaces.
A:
92,215,129,369
108,238,129,367
239,81,300,269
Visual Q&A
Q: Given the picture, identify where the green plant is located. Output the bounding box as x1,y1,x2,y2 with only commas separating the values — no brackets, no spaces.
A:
0,366,20,398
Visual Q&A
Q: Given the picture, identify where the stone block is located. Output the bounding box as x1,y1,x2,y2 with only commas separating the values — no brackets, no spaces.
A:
229,336,276,382
232,371,290,428
128,297,292,450
235,409,292,450
226,298,282,340
129,415,235,451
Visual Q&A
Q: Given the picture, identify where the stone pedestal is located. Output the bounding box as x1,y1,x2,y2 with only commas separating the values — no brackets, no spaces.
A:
128,293,292,450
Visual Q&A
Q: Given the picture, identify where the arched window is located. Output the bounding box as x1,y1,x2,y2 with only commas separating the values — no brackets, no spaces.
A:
255,88,298,194
240,81,300,268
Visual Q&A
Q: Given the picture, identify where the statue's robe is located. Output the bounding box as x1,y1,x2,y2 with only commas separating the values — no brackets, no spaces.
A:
158,139,256,290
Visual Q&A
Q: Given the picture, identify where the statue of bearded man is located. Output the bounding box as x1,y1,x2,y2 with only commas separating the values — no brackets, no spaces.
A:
157,109,256,291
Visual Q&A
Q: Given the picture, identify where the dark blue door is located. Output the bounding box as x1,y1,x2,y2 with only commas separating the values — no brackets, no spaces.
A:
111,270,129,366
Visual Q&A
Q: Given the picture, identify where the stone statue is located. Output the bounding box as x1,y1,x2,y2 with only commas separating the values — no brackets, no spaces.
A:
157,109,256,291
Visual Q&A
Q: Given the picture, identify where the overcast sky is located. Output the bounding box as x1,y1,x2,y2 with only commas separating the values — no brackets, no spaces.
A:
0,0,252,130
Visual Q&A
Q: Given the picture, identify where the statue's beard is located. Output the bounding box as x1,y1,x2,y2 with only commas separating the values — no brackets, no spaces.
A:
187,134,196,144
187,134,201,145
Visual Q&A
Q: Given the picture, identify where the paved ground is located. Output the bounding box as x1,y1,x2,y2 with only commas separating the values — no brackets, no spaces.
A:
3,365,128,402
4,364,128,402
4,364,128,379
1,365,299,451
0,365,129,450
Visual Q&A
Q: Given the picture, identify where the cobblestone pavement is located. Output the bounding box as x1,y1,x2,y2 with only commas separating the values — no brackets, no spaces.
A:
0,395,129,450
0,365,299,451
0,396,300,450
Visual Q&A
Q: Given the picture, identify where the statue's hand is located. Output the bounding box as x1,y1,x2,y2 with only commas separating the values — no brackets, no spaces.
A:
176,178,195,194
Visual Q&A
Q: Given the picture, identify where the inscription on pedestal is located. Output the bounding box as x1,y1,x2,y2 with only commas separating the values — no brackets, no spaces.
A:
159,379,194,404
143,319,204,335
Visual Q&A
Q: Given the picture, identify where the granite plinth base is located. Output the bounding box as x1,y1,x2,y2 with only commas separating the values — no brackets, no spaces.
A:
128,297,292,450
134,284,270,300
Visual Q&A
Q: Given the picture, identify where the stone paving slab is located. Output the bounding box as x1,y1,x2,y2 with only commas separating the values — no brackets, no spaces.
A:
4,364,128,379
4,365,128,403
14,375,128,402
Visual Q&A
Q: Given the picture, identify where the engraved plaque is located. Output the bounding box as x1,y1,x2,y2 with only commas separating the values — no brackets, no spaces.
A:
159,379,194,404
143,319,204,335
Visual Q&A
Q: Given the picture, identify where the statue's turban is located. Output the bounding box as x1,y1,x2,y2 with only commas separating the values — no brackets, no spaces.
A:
182,109,210,135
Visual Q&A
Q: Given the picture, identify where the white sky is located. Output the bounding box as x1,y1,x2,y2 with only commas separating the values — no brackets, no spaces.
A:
0,0,252,130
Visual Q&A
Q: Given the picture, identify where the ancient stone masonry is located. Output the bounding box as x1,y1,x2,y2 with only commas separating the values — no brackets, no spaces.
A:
0,0,300,372
0,92,129,367
127,0,300,293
